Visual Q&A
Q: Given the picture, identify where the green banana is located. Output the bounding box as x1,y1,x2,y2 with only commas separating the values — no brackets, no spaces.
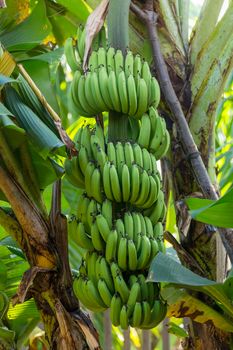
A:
128,239,138,271
91,167,103,203
103,161,114,201
118,70,129,114
127,281,140,316
122,163,131,202
127,74,138,116
115,275,130,303
109,163,122,202
96,214,111,242
110,293,122,326
91,220,105,251
106,229,118,263
117,237,127,271
131,302,142,328
102,198,112,229
76,221,94,250
138,113,151,149
137,235,151,270
120,305,129,329
134,78,148,119
98,279,113,307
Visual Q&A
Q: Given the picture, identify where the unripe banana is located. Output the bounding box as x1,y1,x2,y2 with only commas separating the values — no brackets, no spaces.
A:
85,162,95,198
130,164,140,203
91,167,103,203
98,257,114,294
109,163,122,202
131,302,142,327
96,214,111,242
124,142,134,168
118,70,129,114
128,239,138,271
64,37,81,72
153,222,163,239
122,163,131,202
110,293,122,326
124,212,134,240
97,46,107,68
102,198,112,229
98,66,114,110
150,77,160,108
133,143,143,168
107,142,117,166
76,221,94,250
153,130,170,160
134,170,150,207
115,275,130,303
116,141,125,177
107,47,115,74
91,221,105,251
114,49,124,76
108,70,121,112
137,235,151,270
125,50,134,78
120,305,129,329
117,237,127,271
134,78,148,119
98,279,113,307
88,50,98,71
106,229,118,263
127,281,140,316
103,161,114,201
127,74,138,116
138,113,151,149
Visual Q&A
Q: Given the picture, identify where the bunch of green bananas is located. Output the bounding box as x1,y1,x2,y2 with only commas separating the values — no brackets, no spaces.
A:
68,47,160,118
65,122,166,212
69,196,165,263
64,34,171,329
66,119,167,328
73,253,166,329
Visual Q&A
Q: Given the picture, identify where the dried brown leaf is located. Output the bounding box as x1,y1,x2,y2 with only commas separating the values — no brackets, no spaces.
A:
83,0,109,70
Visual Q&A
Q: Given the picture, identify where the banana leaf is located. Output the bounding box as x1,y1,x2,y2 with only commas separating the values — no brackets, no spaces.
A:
4,85,65,159
0,0,51,51
186,187,233,228
0,103,26,150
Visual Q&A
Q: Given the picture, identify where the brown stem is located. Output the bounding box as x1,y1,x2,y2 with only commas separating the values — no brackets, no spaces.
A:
130,1,233,262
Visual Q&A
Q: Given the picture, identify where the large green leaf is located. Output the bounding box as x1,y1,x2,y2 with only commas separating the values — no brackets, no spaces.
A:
4,86,65,159
0,0,51,51
148,252,216,287
21,59,60,113
148,253,233,319
186,187,233,228
0,103,26,150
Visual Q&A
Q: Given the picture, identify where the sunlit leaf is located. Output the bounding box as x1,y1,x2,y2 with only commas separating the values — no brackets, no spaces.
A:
163,286,233,333
186,187,233,228
0,1,51,50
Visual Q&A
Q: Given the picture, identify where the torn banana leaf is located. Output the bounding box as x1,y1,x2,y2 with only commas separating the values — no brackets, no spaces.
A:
162,286,233,333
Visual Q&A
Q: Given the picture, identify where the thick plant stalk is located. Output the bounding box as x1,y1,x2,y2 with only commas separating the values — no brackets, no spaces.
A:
107,0,131,143
130,1,233,263
103,310,112,350
142,330,151,350
123,329,130,350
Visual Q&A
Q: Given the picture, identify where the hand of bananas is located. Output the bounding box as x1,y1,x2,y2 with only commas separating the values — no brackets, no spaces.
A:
65,27,170,329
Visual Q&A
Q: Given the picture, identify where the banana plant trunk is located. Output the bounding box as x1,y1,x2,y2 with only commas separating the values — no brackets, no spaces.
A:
0,170,99,350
